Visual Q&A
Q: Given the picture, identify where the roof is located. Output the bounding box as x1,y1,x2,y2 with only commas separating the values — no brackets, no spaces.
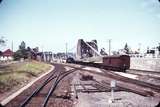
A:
103,55,130,58
3,49,13,56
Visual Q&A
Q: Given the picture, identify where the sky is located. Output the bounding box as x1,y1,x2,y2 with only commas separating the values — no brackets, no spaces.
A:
0,0,160,53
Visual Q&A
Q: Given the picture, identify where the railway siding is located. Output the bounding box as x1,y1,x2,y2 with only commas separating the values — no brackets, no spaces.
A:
64,63,160,97
1,64,54,106
3,64,77,107
2,63,160,107
70,66,160,107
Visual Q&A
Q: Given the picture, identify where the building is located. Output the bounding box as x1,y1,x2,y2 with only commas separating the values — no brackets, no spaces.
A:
0,49,13,61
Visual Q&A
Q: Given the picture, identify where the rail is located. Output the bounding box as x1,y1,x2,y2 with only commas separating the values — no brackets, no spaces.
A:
19,65,83,107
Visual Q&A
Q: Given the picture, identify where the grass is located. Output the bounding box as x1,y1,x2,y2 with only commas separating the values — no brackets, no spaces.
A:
0,60,51,93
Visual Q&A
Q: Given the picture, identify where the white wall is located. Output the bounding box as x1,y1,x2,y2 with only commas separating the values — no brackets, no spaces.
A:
130,58,160,72
0,56,13,62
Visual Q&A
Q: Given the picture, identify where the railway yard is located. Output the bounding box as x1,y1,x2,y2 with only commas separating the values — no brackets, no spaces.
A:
1,0,160,106
1,62,160,107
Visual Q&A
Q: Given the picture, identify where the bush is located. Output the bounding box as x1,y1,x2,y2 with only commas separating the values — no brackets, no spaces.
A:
13,49,28,60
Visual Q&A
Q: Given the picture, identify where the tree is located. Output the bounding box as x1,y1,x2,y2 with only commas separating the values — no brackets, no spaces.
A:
124,43,129,54
0,36,6,47
33,47,39,53
157,43,160,55
19,41,26,50
0,51,3,56
13,41,28,60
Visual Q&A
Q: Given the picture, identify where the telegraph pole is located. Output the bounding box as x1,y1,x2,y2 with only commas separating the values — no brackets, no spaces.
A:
11,41,13,51
11,41,13,55
108,39,111,56
65,43,68,59
138,43,141,53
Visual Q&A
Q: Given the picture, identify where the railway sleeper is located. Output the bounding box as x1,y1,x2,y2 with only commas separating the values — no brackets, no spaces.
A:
102,69,160,92
101,80,154,97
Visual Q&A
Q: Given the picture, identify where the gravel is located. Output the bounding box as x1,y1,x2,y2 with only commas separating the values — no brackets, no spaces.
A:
74,91,159,107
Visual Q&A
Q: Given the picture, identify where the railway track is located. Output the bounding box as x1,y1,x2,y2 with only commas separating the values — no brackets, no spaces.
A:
126,69,160,80
101,69,160,92
71,70,157,97
4,64,83,107
3,63,160,107
64,63,160,97
128,69,160,75
23,68,72,107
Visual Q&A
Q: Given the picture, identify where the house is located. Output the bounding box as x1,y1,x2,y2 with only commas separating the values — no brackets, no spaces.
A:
0,49,13,61
3,49,13,57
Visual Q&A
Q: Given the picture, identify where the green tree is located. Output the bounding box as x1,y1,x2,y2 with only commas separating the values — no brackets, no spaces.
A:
0,36,7,47
157,43,160,55
13,41,28,60
19,41,26,50
124,43,129,54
